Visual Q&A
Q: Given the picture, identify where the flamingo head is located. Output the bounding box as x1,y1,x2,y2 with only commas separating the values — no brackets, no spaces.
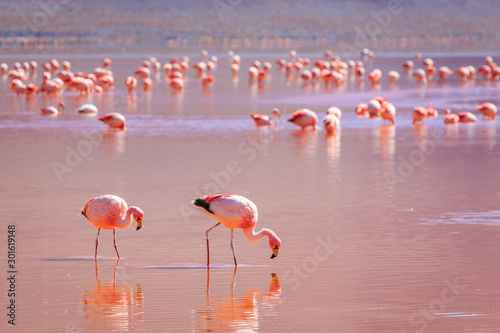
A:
132,207,144,230
272,108,281,117
269,234,281,259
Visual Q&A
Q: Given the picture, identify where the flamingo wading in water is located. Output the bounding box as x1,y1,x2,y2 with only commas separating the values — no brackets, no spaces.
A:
248,108,281,126
81,194,144,258
193,194,281,266
77,104,98,115
287,108,318,130
40,102,64,116
97,113,126,130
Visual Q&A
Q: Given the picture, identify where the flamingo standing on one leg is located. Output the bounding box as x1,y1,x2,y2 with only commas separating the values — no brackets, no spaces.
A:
287,108,318,130
97,113,126,130
81,194,144,258
248,108,281,126
193,194,281,267
40,102,64,116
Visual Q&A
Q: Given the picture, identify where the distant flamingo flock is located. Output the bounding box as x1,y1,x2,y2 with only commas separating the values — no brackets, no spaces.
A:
3,47,498,136
3,49,496,136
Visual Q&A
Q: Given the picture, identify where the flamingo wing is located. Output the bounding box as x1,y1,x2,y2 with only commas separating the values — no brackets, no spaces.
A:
194,194,257,228
82,195,127,230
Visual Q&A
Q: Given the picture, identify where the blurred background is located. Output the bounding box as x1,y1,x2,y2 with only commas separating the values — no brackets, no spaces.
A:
1,0,499,55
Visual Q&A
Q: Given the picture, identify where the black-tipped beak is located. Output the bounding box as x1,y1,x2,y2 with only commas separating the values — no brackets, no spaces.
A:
136,217,143,230
271,246,279,259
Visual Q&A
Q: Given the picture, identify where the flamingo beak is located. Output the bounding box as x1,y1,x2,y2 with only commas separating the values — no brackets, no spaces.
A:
271,246,279,259
136,217,143,230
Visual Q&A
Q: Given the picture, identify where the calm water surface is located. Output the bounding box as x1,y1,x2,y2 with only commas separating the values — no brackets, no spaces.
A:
2,53,500,332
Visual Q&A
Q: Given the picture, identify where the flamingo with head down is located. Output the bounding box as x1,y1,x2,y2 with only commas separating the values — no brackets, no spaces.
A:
475,103,497,120
193,194,281,267
81,194,144,258
97,113,126,130
248,108,281,126
287,109,318,130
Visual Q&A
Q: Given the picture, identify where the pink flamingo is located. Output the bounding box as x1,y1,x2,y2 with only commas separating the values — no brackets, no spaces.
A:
193,194,281,266
412,106,427,125
388,71,400,83
323,114,340,133
355,103,368,117
438,66,453,80
248,66,258,83
477,65,491,79
26,83,39,96
458,112,478,123
455,67,470,81
426,103,438,117
81,194,144,258
97,113,126,130
423,57,434,67
125,76,137,92
0,63,7,74
287,109,318,130
9,79,27,95
202,75,216,88
368,69,382,85
103,57,112,68
143,78,153,91
231,63,240,77
402,60,414,70
169,77,184,90
77,104,98,115
248,108,281,126
40,102,64,117
413,69,427,85
444,109,459,124
380,102,396,125
475,103,497,120
134,67,150,79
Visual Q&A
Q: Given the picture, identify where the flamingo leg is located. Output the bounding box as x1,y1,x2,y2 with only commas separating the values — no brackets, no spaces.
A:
205,222,220,267
230,229,237,266
113,229,120,259
95,228,101,258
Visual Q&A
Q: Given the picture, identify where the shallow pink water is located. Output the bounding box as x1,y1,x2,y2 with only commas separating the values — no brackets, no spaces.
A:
2,53,500,332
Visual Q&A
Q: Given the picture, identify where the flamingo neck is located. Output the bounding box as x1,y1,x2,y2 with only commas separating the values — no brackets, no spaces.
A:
243,227,274,242
118,207,137,229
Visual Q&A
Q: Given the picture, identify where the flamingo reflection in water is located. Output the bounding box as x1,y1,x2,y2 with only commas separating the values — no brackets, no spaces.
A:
195,268,282,332
81,260,144,331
